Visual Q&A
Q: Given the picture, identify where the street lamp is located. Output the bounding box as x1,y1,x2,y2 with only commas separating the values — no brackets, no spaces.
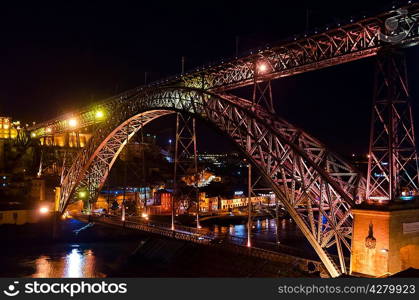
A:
257,62,268,74
78,190,87,199
39,206,49,214
95,110,104,119
69,118,78,128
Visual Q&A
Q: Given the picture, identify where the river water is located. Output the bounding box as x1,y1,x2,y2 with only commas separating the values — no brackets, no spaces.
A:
0,218,314,278
0,242,141,278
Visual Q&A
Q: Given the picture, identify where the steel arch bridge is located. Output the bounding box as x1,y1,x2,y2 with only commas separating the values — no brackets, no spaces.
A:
30,2,418,278
59,87,365,277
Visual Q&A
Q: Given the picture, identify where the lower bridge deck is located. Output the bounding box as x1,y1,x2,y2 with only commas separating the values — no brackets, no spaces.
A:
73,214,328,277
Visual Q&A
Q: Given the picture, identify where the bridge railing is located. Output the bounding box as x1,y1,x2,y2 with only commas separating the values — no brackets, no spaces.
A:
73,213,327,275
80,213,311,257
80,213,214,244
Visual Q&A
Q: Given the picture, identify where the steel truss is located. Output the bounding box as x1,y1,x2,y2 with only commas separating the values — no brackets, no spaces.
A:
29,4,419,138
173,113,200,227
59,87,367,277
366,50,419,201
178,4,419,92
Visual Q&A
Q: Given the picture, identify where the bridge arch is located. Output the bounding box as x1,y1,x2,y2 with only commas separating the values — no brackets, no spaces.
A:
60,87,365,277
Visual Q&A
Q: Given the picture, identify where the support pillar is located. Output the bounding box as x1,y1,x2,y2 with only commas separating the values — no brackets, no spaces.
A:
351,205,419,277
351,50,419,277
247,163,252,247
173,113,199,229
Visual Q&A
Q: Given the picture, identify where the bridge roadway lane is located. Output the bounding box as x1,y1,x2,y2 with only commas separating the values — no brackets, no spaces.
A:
76,214,319,261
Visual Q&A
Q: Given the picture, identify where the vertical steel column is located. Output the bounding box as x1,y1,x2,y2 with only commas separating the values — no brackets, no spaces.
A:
252,80,274,113
87,169,92,214
366,50,419,202
76,131,81,148
253,58,275,113
60,151,67,185
275,195,280,246
193,118,200,229
173,113,199,228
121,122,129,222
140,116,147,216
106,165,111,214
172,114,180,230
247,162,252,247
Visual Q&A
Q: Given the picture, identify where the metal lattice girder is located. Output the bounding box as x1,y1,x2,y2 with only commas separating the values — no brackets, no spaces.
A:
366,50,419,201
178,4,419,91
174,113,198,180
253,80,274,113
59,87,370,277
173,113,199,214
29,3,419,137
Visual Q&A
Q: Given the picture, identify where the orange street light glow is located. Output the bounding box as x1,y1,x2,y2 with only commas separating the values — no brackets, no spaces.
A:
69,119,77,127
257,62,268,73
39,206,49,214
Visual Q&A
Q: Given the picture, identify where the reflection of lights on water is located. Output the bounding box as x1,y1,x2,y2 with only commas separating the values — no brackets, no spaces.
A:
65,249,83,278
32,248,97,278
234,224,246,237
256,219,261,229
32,255,52,278
229,225,234,235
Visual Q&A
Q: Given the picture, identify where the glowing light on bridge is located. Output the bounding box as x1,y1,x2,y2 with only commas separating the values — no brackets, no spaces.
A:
257,62,268,74
31,132,37,138
39,206,49,214
46,127,52,133
78,190,87,199
95,110,104,119
68,118,78,128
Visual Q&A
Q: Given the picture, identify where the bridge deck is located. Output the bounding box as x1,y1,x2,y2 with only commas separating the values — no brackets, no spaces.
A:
74,214,327,276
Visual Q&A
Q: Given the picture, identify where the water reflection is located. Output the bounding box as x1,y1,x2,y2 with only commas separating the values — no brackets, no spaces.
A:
31,245,101,278
204,218,309,249
65,249,82,277
32,256,51,278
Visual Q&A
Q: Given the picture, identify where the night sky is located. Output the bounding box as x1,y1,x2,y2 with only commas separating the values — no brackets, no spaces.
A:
0,0,418,156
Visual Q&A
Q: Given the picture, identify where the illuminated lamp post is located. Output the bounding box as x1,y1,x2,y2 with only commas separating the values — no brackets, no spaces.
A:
247,163,252,248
